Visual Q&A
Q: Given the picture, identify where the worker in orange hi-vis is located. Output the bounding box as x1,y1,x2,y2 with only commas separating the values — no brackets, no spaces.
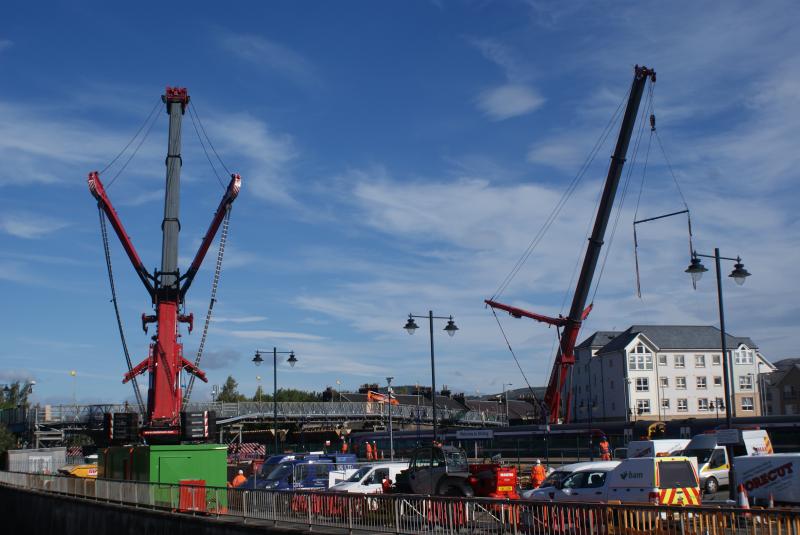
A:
599,436,611,461
365,441,373,460
531,459,547,489
232,469,247,488
341,438,348,454
373,441,380,460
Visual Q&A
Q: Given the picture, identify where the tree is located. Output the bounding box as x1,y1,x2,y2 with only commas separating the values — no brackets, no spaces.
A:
217,376,247,402
0,423,17,454
0,381,31,410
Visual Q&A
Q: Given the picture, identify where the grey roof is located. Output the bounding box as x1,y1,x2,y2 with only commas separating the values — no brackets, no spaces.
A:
577,331,623,349
464,399,538,420
596,325,757,355
772,358,800,371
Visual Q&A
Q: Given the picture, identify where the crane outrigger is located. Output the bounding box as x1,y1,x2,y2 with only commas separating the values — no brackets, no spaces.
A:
486,65,656,424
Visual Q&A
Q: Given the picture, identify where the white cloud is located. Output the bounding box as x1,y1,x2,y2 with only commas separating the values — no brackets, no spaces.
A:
477,84,545,121
471,39,544,120
212,315,268,324
225,329,326,341
0,212,68,239
219,33,318,88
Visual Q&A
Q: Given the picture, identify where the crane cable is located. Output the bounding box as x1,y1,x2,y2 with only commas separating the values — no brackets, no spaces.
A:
489,307,540,405
99,207,146,415
183,205,231,403
589,78,655,305
103,99,163,189
489,85,632,301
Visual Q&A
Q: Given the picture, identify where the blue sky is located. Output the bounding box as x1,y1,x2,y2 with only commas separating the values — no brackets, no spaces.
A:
1,1,798,405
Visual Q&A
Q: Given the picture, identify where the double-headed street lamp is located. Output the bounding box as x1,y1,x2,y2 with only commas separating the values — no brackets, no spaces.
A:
502,383,513,425
253,347,298,455
404,312,459,444
685,247,751,501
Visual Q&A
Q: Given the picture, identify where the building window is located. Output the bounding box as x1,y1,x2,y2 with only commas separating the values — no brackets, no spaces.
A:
742,397,754,411
636,377,649,392
695,354,706,367
675,354,685,368
698,398,709,411
658,354,667,366
659,377,669,388
735,349,754,365
628,345,653,371
676,377,687,389
677,399,688,412
636,399,651,414
713,376,722,387
712,354,721,365
739,375,753,391
661,398,670,409
697,377,707,389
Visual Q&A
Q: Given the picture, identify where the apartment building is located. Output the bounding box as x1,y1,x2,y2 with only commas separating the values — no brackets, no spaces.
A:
571,325,773,423
763,358,800,415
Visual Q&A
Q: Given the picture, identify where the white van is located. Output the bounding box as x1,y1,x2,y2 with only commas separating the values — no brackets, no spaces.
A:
734,453,800,506
627,439,689,458
329,462,409,494
525,457,700,506
521,461,619,499
682,430,773,494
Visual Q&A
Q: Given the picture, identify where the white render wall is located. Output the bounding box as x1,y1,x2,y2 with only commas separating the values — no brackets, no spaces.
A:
572,334,765,422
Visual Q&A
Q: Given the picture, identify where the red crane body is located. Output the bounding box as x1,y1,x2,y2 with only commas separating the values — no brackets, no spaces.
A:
89,87,241,440
486,66,655,424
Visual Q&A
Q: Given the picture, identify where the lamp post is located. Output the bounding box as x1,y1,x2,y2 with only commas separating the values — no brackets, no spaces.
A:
253,348,298,455
502,383,513,426
685,247,751,501
256,375,262,402
404,311,458,445
386,376,395,460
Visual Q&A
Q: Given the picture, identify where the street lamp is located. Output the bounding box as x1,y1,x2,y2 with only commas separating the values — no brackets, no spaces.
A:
403,312,458,445
253,348,298,455
256,375,262,402
502,383,513,426
685,248,751,501
386,376,395,460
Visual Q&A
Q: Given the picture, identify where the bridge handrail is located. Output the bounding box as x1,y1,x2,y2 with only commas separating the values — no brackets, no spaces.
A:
1,401,506,427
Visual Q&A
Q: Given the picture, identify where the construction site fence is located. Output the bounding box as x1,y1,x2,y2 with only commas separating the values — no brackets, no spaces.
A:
1,471,799,534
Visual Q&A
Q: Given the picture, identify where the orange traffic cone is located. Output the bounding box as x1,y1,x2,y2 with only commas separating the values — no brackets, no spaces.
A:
737,484,750,509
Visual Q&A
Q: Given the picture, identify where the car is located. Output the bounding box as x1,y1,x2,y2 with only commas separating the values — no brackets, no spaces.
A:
329,462,409,494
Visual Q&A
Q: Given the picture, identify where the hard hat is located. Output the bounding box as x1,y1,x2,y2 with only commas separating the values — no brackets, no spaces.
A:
238,469,244,475
536,459,541,464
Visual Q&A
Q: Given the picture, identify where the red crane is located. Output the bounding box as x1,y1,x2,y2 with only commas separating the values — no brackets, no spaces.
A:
486,66,655,424
89,87,241,441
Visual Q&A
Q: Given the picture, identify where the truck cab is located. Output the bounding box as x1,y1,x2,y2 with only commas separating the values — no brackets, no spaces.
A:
681,430,772,494
394,445,474,497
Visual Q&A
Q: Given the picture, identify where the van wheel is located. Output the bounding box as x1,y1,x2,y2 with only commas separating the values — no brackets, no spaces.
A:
704,477,719,494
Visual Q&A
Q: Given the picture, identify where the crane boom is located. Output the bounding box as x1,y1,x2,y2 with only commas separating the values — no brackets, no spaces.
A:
486,65,655,424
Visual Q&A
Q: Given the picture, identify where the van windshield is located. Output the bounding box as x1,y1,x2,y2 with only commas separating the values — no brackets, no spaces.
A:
682,448,713,464
346,466,373,482
265,464,294,482
541,470,568,488
658,460,697,488
445,451,469,472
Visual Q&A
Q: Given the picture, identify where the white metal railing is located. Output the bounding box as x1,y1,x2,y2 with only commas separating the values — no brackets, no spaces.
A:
1,470,798,534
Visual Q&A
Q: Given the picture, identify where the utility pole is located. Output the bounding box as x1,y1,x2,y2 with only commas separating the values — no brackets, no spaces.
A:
387,376,394,460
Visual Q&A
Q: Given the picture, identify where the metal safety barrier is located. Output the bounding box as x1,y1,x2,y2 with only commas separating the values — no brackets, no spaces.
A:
1,470,799,534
